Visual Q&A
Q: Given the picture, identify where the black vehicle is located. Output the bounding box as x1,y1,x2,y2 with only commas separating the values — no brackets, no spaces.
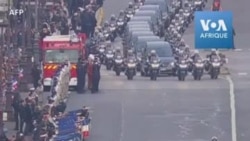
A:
177,59,188,81
149,58,160,80
125,58,137,80
113,55,124,76
209,57,221,79
105,50,114,70
192,59,204,80
142,41,175,76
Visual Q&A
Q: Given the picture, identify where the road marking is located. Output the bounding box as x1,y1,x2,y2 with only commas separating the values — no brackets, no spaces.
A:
238,72,248,76
119,100,124,141
225,75,238,141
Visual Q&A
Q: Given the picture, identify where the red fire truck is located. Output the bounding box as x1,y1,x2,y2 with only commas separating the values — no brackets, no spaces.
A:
42,34,86,90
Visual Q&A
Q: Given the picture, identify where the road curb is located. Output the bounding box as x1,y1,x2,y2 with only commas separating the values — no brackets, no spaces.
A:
221,66,230,75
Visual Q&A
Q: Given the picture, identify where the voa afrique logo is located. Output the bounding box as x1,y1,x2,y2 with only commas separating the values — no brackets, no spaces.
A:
199,19,228,39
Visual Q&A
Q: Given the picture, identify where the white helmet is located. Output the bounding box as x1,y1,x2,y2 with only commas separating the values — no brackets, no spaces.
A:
88,54,95,60
150,50,156,54
194,49,199,54
211,136,218,141
211,48,216,52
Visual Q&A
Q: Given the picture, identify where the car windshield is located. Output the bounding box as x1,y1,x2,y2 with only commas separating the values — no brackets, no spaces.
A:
44,50,78,63
148,44,172,57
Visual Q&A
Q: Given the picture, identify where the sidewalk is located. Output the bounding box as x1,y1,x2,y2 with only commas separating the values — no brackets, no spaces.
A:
4,84,50,139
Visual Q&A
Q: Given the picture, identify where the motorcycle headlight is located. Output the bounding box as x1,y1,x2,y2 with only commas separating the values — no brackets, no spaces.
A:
106,54,114,58
104,34,109,37
127,63,136,67
117,22,124,26
195,63,204,67
212,62,220,67
99,48,105,52
179,64,187,68
115,59,123,63
151,64,160,68
110,27,116,31
170,62,175,66
127,14,133,18
194,1,202,5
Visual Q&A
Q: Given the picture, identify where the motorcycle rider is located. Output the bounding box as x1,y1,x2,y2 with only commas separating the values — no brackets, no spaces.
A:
114,49,122,57
110,14,117,24
118,10,126,19
126,2,134,12
207,49,220,61
191,50,202,62
125,49,136,63
148,50,158,62
211,136,218,141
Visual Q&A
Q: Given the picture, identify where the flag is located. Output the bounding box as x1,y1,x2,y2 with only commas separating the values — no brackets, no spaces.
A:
12,79,18,91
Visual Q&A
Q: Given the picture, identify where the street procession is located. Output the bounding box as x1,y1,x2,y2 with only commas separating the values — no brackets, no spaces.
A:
0,0,249,141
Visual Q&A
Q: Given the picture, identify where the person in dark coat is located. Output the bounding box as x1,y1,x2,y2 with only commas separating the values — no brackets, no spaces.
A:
91,57,101,93
19,100,26,133
31,64,40,89
81,5,97,37
12,93,21,130
24,99,34,135
76,57,86,93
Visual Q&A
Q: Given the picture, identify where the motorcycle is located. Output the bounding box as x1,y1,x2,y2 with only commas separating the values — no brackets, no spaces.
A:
103,29,111,41
114,55,124,76
125,59,136,80
105,51,114,70
209,58,221,79
117,18,125,37
192,59,204,80
177,60,188,81
149,59,160,80
109,23,117,42
126,10,134,22
194,0,203,11
98,44,106,64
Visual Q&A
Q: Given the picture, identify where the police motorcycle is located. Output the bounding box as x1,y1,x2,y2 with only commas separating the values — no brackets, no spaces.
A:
194,0,204,11
206,56,221,79
109,15,118,42
176,59,188,81
125,58,137,80
125,2,135,22
116,12,126,37
191,58,205,80
98,43,106,64
105,49,115,70
113,55,124,76
103,21,113,41
149,57,160,80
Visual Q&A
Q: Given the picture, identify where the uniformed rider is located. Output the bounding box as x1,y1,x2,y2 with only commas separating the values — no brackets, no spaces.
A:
148,50,158,62
191,50,201,62
207,49,220,61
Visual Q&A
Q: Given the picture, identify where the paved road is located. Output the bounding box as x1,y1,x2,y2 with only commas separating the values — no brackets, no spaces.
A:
183,0,250,141
61,1,242,141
